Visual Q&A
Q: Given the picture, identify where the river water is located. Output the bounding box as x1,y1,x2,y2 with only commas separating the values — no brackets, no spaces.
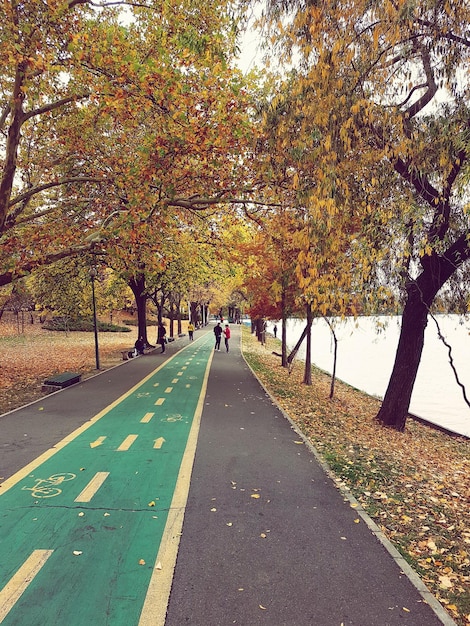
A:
266,315,470,438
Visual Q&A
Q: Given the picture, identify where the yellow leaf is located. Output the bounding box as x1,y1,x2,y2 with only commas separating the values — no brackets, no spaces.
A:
427,539,437,551
259,605,267,610
438,575,453,589
148,501,155,507
251,494,260,499
139,559,146,565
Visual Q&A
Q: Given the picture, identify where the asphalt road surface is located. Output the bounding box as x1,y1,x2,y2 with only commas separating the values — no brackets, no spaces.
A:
0,325,455,625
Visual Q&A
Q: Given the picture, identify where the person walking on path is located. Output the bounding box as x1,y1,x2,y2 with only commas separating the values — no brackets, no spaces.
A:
157,322,167,353
214,322,222,351
223,323,231,352
188,322,194,341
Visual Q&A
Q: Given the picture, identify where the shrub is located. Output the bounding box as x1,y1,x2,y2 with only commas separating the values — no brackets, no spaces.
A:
42,317,131,332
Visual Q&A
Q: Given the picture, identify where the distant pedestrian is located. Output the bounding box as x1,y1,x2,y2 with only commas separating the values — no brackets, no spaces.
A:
223,324,231,352
188,322,194,341
273,324,278,338
214,322,222,351
157,322,166,353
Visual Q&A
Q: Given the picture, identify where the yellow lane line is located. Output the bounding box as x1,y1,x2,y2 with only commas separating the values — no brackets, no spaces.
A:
90,436,106,448
141,412,155,423
164,387,173,393
117,434,138,451
0,549,54,622
155,398,165,406
74,471,110,503
0,354,180,496
138,345,214,626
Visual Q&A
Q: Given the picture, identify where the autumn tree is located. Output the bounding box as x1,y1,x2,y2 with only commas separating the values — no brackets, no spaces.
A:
0,0,258,291
259,0,470,430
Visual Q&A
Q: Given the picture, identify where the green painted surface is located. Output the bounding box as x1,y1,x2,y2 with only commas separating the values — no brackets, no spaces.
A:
0,335,214,626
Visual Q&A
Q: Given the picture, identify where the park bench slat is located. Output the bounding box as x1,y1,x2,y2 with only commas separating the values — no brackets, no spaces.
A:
43,372,82,388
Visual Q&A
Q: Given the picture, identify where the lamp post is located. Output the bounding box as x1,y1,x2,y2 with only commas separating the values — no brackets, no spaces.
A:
90,266,100,370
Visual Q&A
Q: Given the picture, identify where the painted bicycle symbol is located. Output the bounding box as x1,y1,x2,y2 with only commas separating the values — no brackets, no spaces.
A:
22,472,76,498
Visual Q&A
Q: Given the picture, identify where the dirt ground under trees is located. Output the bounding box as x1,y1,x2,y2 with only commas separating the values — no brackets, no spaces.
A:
0,311,153,415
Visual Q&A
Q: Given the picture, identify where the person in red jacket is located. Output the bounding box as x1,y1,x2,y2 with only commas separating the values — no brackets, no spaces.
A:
223,324,231,353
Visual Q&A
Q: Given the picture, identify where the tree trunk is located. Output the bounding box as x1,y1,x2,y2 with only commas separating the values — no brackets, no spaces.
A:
376,288,427,431
376,244,468,430
281,287,287,367
254,318,264,342
303,303,313,385
168,299,175,338
176,296,182,335
324,317,338,399
287,324,308,365
128,274,149,346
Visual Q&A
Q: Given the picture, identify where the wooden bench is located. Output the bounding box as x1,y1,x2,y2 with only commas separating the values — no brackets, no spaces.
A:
42,372,82,392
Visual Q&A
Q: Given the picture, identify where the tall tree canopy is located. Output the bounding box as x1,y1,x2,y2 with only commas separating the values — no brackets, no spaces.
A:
0,0,256,288
259,0,470,430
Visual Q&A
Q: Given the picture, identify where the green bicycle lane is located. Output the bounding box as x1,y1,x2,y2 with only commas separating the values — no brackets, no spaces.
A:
0,333,214,626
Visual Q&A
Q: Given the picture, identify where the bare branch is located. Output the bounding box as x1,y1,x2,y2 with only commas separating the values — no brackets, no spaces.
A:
8,177,105,209
23,93,90,121
403,48,437,120
0,243,97,287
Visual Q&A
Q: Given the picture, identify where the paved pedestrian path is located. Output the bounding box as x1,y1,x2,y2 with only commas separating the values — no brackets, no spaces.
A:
0,324,455,625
